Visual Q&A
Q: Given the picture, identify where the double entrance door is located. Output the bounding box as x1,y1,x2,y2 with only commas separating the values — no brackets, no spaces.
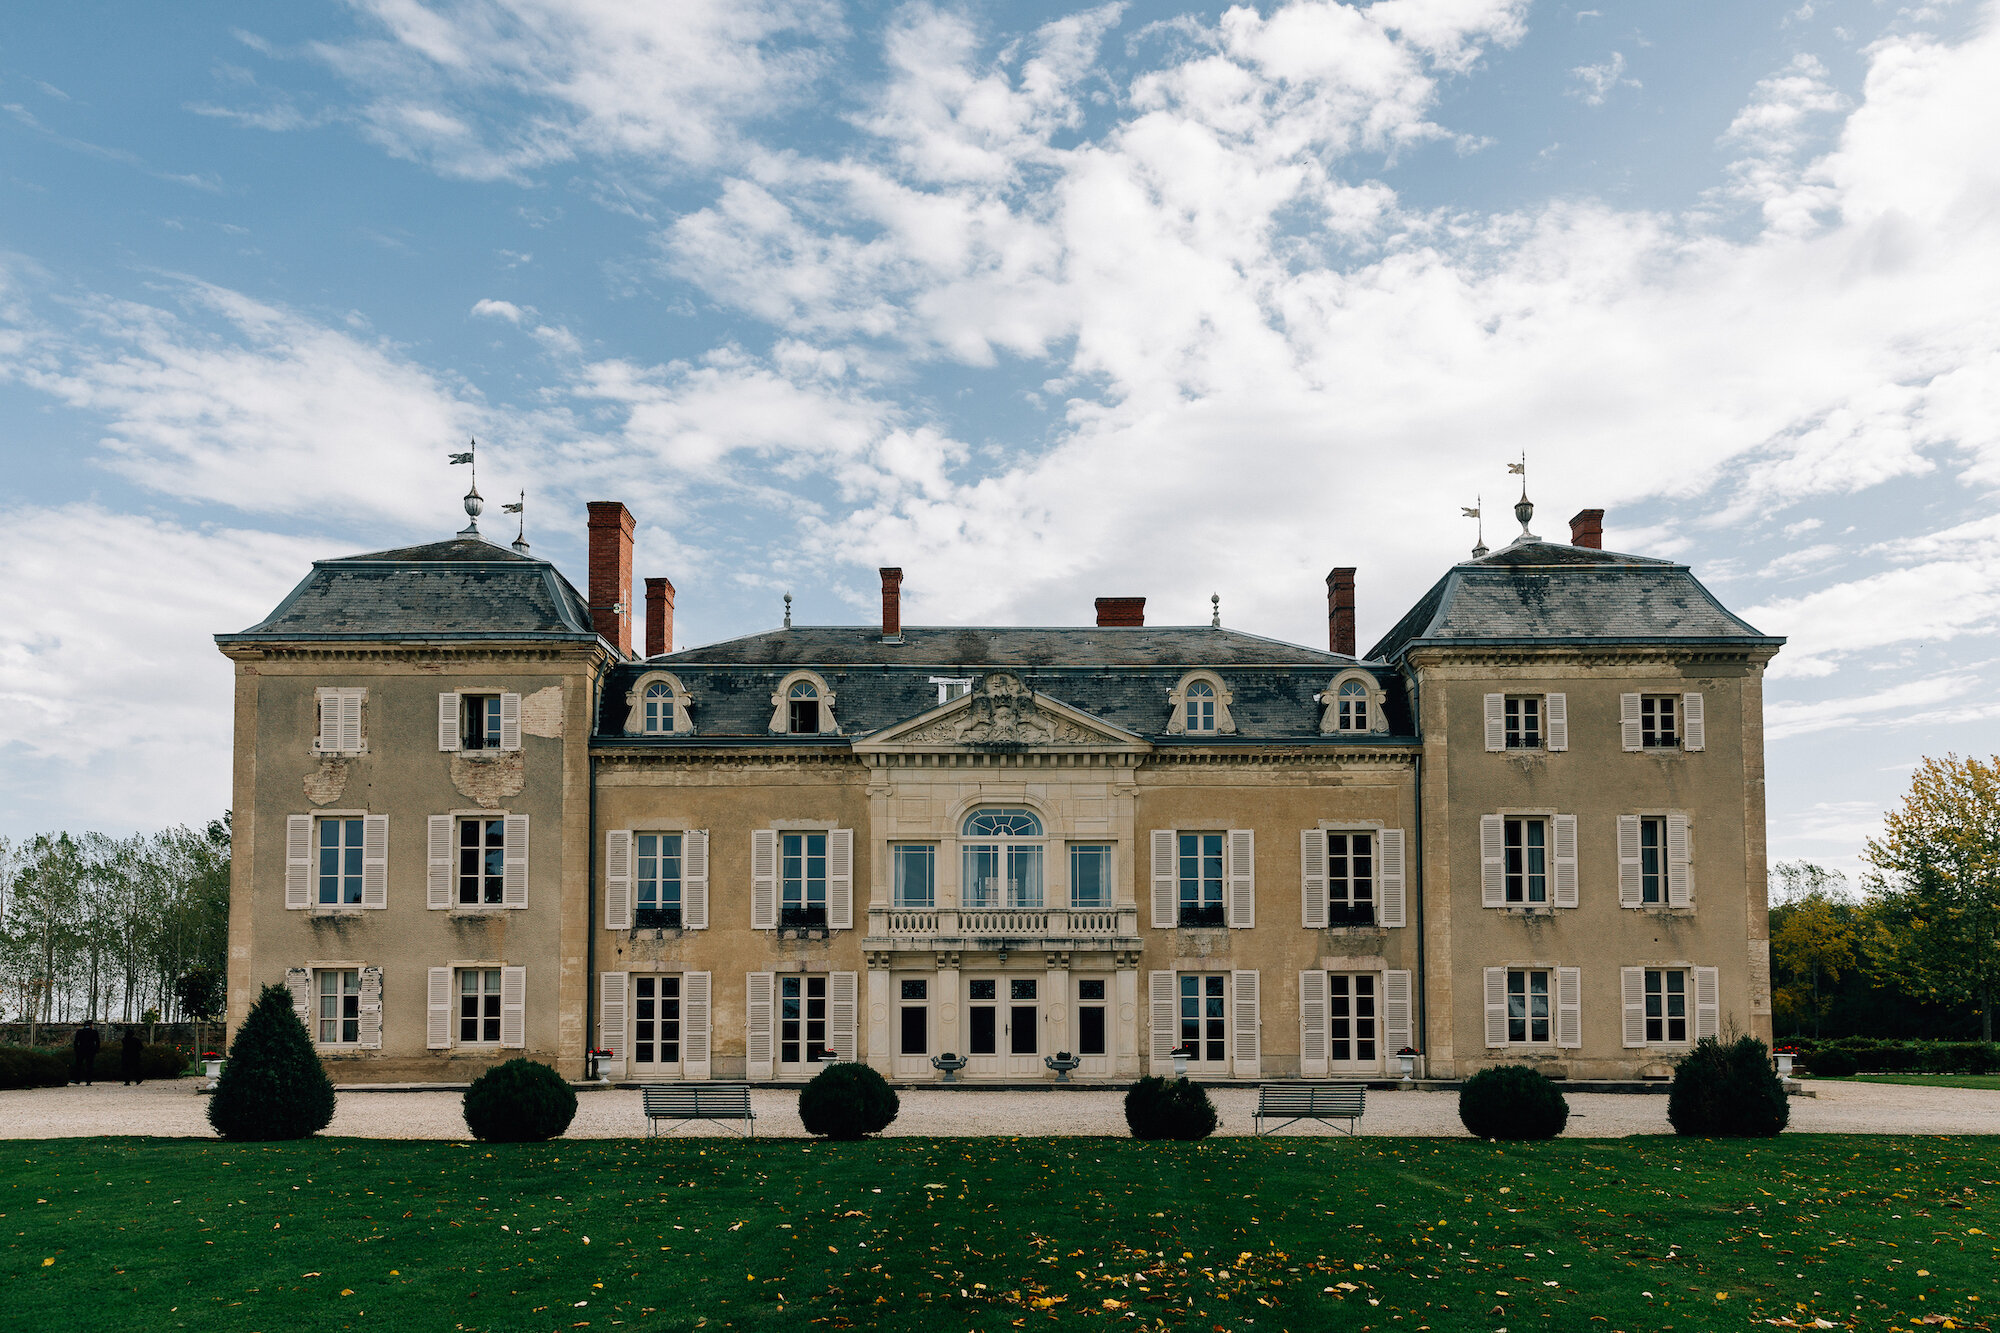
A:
965,973,1042,1076
628,975,682,1077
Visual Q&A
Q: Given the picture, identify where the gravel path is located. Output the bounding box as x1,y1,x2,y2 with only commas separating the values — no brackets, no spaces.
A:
2,1077,1996,1141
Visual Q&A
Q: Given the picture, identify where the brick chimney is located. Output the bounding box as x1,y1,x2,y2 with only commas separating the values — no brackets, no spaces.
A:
1569,508,1605,550
1326,567,1356,657
644,576,675,658
879,567,904,641
586,501,635,657
1095,597,1145,627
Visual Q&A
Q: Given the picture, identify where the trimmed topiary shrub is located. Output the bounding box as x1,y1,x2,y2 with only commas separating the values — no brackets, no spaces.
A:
463,1059,577,1143
1668,1036,1789,1137
207,983,337,1141
1804,1046,1858,1078
1457,1065,1569,1140
0,1047,68,1090
1123,1076,1219,1141
798,1062,899,1141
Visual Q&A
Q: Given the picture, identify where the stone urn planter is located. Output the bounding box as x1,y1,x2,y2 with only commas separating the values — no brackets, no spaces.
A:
1775,1050,1796,1078
1396,1047,1419,1083
1044,1051,1082,1083
932,1053,968,1083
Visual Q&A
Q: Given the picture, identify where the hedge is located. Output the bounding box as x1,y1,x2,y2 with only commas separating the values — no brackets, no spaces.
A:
1779,1038,2000,1076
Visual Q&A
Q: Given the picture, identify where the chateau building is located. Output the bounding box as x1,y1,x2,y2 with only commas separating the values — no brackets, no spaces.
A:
216,496,1781,1084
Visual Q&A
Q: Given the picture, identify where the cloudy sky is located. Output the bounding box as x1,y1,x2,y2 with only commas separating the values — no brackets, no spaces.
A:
3,0,1997,882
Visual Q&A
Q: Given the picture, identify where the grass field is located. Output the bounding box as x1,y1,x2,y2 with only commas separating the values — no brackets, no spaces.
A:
5,1135,1998,1332
1813,1074,2000,1092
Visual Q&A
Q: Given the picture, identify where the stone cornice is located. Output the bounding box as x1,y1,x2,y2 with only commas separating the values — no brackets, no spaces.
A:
221,643,613,666
1403,643,1779,669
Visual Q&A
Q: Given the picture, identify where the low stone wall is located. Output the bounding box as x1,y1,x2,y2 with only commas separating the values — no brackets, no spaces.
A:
0,1022,203,1049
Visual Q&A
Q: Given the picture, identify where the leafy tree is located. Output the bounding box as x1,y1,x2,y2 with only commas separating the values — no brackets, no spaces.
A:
1865,755,2000,1041
207,983,335,1141
175,967,226,1062
1769,863,1857,1038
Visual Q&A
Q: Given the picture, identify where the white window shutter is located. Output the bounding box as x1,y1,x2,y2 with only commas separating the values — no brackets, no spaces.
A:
599,971,628,1072
428,815,454,910
750,830,778,929
1484,693,1506,751
830,971,858,1062
1694,965,1720,1039
358,965,382,1049
502,815,529,908
1148,971,1176,1075
1617,815,1643,907
438,692,460,752
500,965,526,1048
1151,830,1177,929
683,971,712,1079
1298,970,1329,1076
604,830,632,931
499,692,522,751
1378,829,1406,927
1484,966,1508,1047
1667,815,1693,907
746,972,775,1078
285,966,312,1025
426,967,452,1049
286,814,312,909
683,830,709,930
1383,969,1413,1056
1545,692,1568,751
340,690,364,753
1556,966,1581,1048
1620,693,1642,751
1552,815,1578,909
361,814,389,909
1480,815,1504,908
316,691,339,753
1226,828,1255,929
1621,967,1646,1047
1681,691,1705,751
1230,970,1260,1078
1299,829,1327,929
827,829,854,930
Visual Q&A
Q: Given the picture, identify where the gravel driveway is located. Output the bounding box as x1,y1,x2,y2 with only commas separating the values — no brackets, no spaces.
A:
2,1078,1995,1140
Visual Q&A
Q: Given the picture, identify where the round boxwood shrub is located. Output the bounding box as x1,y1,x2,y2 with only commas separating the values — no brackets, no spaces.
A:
1803,1046,1858,1078
1123,1076,1218,1141
798,1062,899,1140
463,1059,577,1143
1668,1036,1789,1137
208,983,337,1141
1457,1065,1569,1140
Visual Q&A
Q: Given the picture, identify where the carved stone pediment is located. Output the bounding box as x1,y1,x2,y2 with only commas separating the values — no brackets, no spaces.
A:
861,671,1144,751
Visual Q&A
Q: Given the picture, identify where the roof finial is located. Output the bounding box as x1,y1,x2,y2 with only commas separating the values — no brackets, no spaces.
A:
783,592,793,629
504,490,528,554
1507,453,1538,544
1210,593,1221,628
450,440,480,537
1463,496,1487,558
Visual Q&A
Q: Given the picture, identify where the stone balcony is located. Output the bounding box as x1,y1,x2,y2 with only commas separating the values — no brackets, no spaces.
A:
864,903,1142,955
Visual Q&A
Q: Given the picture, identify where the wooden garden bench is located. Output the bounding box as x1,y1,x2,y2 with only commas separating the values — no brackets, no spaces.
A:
1253,1082,1366,1136
641,1083,756,1138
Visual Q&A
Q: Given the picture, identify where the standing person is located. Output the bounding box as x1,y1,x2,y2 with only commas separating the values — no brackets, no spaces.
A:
121,1028,145,1086
71,1021,101,1086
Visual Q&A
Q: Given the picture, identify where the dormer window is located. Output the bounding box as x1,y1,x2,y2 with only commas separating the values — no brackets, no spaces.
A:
624,671,694,736
1167,672,1236,735
768,671,838,735
1320,670,1385,736
1185,680,1217,731
1336,679,1369,731
643,681,673,732
788,681,821,734
931,676,974,705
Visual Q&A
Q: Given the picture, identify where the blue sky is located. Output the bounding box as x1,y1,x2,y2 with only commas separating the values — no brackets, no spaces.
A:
3,0,1998,886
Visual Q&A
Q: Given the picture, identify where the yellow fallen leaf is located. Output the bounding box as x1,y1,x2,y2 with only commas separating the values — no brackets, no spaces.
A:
41,1258,54,1267
1717,1292,1730,1300
341,1289,355,1297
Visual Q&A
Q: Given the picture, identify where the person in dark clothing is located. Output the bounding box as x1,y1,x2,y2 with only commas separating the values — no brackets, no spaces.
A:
121,1028,144,1086
71,1022,101,1085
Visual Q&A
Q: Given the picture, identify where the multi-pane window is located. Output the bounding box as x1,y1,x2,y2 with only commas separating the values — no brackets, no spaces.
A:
1009,978,1038,1056
1336,679,1369,731
1178,974,1227,1063
1178,832,1225,926
316,969,359,1045
1640,695,1679,748
636,833,683,928
1505,696,1542,748
642,681,675,733
317,817,364,906
1069,845,1111,908
930,676,972,705
968,978,998,1055
462,694,504,750
1645,969,1688,1044
1076,978,1107,1056
1328,831,1375,926
458,818,506,905
1639,817,1667,904
899,978,928,1056
633,975,680,1065
459,969,502,1044
893,845,935,908
1504,818,1548,904
1506,969,1551,1044
781,832,827,928
1184,680,1217,732
787,681,820,734
1328,974,1376,1064
961,809,1043,909
779,974,828,1064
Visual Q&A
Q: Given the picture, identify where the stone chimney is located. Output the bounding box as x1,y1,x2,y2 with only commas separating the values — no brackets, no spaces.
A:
645,576,675,658
879,567,904,641
1569,508,1605,550
586,501,635,657
1095,597,1145,627
1326,567,1357,657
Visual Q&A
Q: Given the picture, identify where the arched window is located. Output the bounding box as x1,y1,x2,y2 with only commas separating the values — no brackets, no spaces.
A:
643,681,674,733
1321,670,1384,736
1184,679,1216,732
961,808,1044,909
1167,671,1235,735
624,671,693,735
768,671,837,735
788,680,820,734
1337,679,1369,731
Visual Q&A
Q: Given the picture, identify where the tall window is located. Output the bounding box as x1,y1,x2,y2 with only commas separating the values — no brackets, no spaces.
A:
1069,845,1111,908
462,693,503,750
893,845,935,908
1178,832,1224,926
787,681,821,734
317,817,364,906
1506,969,1551,1043
642,681,675,733
458,818,505,905
1076,978,1107,1056
1645,969,1687,1043
1505,696,1542,748
459,969,502,1044
1184,679,1217,732
1328,974,1376,1064
781,832,827,929
1336,679,1369,731
780,974,828,1064
317,969,359,1045
1640,695,1679,748
1639,817,1667,904
633,976,680,1065
636,833,683,928
1504,817,1548,904
1178,974,1226,1063
961,809,1043,909
1328,831,1374,926
899,978,928,1056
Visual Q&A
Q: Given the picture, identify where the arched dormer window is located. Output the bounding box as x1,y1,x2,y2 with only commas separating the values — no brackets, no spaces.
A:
1166,671,1236,735
769,670,838,735
1321,669,1386,735
623,671,695,735
961,808,1044,909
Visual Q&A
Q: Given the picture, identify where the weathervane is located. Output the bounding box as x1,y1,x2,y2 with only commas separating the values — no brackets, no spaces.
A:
1462,496,1487,558
504,490,528,553
449,440,481,536
1210,593,1221,628
1507,453,1538,544
783,592,793,629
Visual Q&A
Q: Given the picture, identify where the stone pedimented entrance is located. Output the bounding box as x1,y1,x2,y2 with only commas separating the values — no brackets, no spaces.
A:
855,671,1149,754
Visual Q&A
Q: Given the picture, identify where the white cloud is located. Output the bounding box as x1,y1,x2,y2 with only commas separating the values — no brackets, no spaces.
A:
1764,671,1979,739
471,297,526,322
1569,51,1636,107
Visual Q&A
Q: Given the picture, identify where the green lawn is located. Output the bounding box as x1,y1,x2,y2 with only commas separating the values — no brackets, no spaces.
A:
5,1136,1998,1333
1812,1073,2000,1092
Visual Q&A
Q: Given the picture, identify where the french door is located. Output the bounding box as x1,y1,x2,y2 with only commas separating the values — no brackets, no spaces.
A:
629,975,683,1078
1073,976,1112,1077
1328,973,1380,1074
893,975,932,1079
964,975,1042,1076
777,974,830,1076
